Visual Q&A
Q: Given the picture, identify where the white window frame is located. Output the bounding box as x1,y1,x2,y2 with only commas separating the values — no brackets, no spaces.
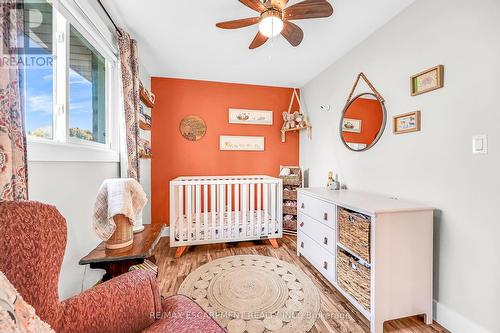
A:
27,0,120,162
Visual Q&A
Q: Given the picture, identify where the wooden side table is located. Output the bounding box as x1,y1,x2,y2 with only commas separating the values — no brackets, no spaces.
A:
80,224,165,281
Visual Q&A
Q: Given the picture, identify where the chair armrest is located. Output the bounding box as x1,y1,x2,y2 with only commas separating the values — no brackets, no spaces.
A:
60,270,161,333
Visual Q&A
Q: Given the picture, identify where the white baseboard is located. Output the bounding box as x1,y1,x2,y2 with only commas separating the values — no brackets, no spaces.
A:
161,226,170,237
433,300,492,333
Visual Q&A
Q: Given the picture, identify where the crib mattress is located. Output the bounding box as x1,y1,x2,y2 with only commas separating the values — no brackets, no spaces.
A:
174,211,280,242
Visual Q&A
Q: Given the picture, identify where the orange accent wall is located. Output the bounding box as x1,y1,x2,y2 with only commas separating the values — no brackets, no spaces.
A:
151,78,300,225
341,98,383,145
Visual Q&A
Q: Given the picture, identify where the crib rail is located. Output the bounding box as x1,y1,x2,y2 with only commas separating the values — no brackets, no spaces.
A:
170,175,283,247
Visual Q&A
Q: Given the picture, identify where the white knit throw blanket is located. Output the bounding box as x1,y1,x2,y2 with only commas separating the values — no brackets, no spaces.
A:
93,178,147,241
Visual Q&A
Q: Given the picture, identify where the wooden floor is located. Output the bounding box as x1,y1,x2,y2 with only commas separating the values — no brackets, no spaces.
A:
154,236,449,333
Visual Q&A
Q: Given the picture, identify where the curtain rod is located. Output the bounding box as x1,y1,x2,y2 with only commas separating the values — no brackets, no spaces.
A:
97,0,122,36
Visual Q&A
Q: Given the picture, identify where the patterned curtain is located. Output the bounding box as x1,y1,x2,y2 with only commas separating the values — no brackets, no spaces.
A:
0,0,28,201
116,28,140,181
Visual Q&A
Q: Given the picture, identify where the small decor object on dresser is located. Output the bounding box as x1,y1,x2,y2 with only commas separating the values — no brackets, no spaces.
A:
219,135,264,151
326,171,340,190
394,111,421,134
411,65,444,96
180,115,207,141
229,108,273,125
280,165,304,235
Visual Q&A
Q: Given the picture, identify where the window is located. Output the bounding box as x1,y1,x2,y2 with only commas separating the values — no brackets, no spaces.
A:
69,26,106,144
22,0,116,151
23,0,54,139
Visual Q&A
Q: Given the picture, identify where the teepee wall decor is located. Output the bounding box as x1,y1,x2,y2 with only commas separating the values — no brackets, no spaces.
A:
281,88,311,142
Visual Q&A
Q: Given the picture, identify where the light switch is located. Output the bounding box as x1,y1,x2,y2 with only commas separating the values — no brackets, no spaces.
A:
472,135,488,154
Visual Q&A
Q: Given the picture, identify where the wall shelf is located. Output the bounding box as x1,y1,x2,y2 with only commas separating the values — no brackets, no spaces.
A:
140,88,155,108
139,120,151,131
281,125,312,142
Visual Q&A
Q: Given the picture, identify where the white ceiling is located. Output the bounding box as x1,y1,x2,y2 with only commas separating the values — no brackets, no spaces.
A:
104,0,415,87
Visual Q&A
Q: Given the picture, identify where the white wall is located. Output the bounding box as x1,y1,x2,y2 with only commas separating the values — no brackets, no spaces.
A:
28,161,119,299
300,0,499,332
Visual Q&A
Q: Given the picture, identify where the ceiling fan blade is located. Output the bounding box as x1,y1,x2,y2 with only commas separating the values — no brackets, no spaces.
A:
216,17,259,29
239,0,267,12
281,21,304,47
249,31,269,49
284,0,334,20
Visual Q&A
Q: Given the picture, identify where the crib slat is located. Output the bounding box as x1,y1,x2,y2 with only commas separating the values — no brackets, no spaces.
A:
271,183,276,236
227,184,232,238
178,185,184,244
263,183,269,236
186,185,192,242
195,185,201,241
234,184,240,236
219,184,225,239
203,185,208,241
211,184,216,240
242,183,248,237
257,183,262,235
249,183,255,237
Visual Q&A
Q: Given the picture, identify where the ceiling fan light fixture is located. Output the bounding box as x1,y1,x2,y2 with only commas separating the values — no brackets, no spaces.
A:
259,10,283,38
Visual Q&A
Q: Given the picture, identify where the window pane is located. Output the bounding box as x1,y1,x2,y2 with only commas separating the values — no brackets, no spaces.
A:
23,0,54,139
69,26,106,144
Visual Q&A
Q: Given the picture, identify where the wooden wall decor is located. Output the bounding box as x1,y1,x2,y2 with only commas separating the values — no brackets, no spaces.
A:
281,88,311,142
393,111,421,134
229,108,273,125
219,136,265,151
179,115,207,141
410,65,444,96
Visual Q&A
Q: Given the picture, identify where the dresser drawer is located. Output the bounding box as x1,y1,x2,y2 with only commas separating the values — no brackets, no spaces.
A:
338,207,371,263
337,248,371,311
297,231,335,282
297,193,336,227
297,212,335,254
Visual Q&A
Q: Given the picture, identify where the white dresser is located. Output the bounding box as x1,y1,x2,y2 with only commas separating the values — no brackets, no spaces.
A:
297,188,434,333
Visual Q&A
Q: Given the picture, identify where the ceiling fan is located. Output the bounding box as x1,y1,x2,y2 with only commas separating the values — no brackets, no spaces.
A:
216,0,334,49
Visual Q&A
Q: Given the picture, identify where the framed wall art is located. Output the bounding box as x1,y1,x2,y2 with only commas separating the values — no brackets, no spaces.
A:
393,111,421,134
410,65,444,96
219,136,265,151
228,108,273,125
342,118,362,133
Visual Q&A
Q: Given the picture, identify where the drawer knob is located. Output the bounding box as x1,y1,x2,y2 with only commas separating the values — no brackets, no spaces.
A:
300,242,304,249
301,203,305,209
348,215,355,223
323,261,328,270
323,237,328,245
299,222,304,228
351,262,357,270
323,213,328,221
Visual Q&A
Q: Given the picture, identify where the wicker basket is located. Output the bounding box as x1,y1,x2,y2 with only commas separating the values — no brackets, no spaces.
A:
106,214,133,249
336,248,371,310
338,207,371,263
283,189,297,200
280,175,301,186
283,206,297,215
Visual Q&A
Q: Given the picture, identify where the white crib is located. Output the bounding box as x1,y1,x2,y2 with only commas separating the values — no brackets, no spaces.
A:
169,175,283,254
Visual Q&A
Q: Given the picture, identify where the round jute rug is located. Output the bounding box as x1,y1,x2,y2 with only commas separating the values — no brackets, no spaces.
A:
178,255,320,333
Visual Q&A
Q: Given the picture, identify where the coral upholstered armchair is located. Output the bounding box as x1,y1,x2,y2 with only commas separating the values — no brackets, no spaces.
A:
0,201,226,333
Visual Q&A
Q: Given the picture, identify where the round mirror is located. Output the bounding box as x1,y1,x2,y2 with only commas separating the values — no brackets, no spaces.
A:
340,93,386,152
